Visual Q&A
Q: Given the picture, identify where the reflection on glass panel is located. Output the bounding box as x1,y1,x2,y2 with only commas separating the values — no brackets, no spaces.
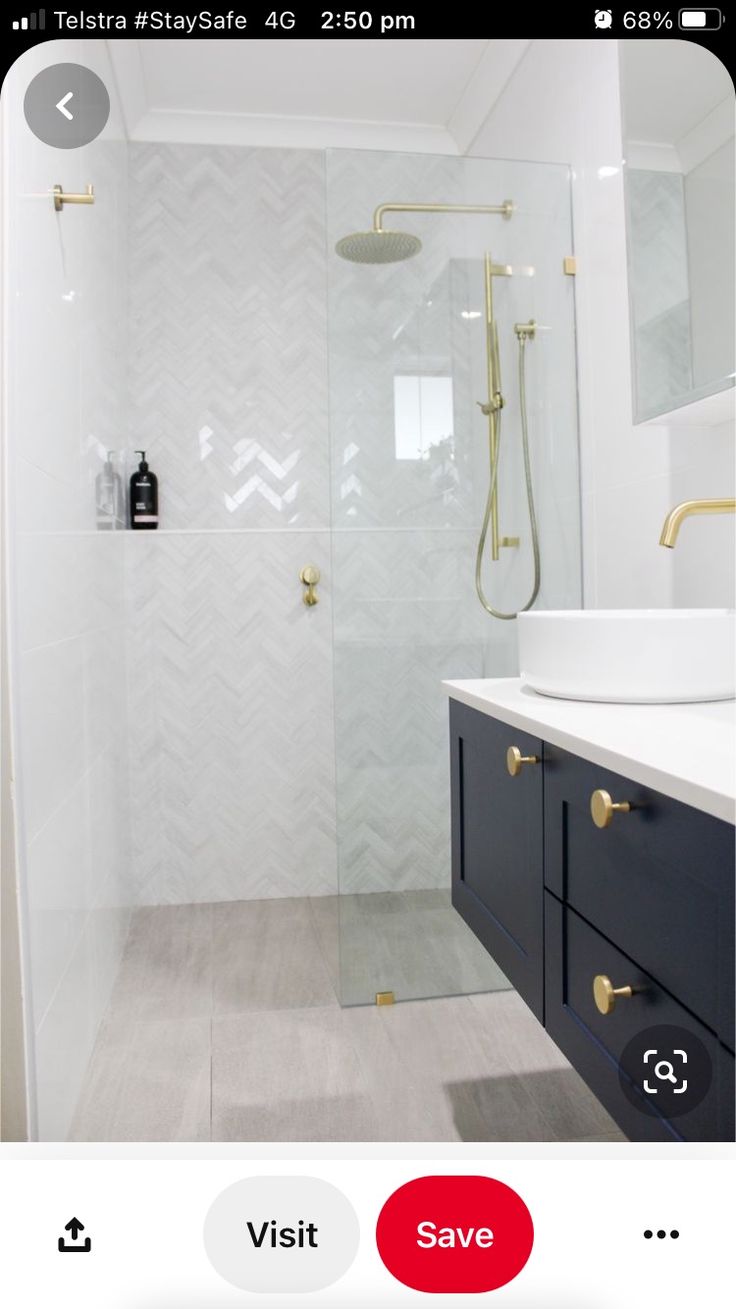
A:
394,374,454,462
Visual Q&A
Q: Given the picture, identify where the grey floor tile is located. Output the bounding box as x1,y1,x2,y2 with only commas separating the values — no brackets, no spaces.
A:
313,890,510,1007
69,1015,211,1142
470,991,622,1140
211,1007,379,1141
469,990,573,1071
107,903,213,1022
307,894,340,994
72,896,624,1144
344,995,554,1141
212,898,338,1014
577,1131,629,1142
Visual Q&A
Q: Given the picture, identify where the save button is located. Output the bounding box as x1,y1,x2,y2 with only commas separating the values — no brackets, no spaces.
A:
376,1175,533,1293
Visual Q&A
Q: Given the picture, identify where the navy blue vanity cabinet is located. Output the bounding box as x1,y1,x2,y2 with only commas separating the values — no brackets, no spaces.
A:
543,744,735,1045
450,701,544,1019
544,896,734,1142
448,697,735,1142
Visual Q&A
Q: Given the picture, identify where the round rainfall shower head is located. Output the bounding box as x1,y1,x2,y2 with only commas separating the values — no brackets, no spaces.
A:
335,229,422,265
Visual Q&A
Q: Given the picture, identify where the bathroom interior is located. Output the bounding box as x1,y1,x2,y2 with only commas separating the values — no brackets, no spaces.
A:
1,36,734,1144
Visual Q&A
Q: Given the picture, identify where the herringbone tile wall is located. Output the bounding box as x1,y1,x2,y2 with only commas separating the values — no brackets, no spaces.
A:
129,145,329,529
127,144,337,904
126,144,581,913
125,529,337,903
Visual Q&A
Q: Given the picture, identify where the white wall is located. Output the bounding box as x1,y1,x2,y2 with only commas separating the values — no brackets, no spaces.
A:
3,41,132,1139
468,38,735,610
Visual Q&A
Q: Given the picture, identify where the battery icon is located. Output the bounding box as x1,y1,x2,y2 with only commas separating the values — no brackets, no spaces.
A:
678,8,722,26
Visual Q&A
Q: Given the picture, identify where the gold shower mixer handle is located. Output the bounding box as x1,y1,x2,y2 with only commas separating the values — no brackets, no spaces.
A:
299,565,320,606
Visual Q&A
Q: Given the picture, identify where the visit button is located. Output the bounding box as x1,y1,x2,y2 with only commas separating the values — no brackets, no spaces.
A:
376,1175,534,1293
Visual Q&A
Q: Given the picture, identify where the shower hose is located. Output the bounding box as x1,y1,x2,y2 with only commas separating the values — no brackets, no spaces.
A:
475,333,541,620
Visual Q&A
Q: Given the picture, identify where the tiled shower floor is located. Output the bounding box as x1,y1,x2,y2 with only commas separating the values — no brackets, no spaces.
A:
70,893,624,1142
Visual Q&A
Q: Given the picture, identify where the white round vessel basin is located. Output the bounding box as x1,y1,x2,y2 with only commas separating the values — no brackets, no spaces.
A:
517,609,736,703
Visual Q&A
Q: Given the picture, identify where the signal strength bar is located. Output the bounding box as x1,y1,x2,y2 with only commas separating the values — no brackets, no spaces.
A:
12,10,46,28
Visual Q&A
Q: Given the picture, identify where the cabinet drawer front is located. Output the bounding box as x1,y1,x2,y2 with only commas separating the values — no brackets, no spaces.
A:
545,895,733,1142
544,744,735,1043
450,702,544,1018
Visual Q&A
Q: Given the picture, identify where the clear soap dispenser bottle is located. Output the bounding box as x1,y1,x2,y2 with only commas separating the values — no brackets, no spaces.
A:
130,450,159,530
96,450,125,531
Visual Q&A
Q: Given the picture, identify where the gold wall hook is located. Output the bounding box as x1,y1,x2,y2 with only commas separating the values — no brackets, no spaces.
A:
53,184,94,212
299,565,320,606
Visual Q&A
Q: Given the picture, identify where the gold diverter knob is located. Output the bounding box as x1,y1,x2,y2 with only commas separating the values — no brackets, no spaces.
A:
506,746,539,777
593,974,634,1016
300,564,320,606
590,789,631,829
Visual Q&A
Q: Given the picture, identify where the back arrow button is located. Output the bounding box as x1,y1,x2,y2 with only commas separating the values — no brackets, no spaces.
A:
56,92,74,120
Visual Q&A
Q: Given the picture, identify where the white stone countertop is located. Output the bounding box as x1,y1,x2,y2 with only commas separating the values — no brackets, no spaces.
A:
443,678,736,825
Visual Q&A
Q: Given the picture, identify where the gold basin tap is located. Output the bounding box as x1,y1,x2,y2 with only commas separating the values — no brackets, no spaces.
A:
659,498,736,548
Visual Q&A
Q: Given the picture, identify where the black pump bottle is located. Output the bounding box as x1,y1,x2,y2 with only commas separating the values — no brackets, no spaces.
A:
130,450,159,530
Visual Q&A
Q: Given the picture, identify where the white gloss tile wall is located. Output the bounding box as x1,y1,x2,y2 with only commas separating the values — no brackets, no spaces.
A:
4,41,132,1140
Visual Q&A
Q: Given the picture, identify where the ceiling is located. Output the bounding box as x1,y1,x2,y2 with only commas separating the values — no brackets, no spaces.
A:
140,39,487,122
109,38,530,154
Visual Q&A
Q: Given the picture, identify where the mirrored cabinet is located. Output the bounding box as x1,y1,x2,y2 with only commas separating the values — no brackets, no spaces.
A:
620,40,735,422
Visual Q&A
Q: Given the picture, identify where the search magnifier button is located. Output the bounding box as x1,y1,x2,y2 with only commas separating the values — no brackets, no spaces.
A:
654,1060,678,1083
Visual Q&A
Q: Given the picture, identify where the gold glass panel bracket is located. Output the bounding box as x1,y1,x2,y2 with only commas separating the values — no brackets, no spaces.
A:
299,564,320,607
53,183,94,212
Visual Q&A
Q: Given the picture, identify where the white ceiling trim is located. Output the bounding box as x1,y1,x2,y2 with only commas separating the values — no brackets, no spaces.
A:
625,140,682,173
107,37,520,155
128,108,459,154
677,97,734,175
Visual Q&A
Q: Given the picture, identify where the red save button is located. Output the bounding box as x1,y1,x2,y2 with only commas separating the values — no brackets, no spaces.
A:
376,1175,534,1293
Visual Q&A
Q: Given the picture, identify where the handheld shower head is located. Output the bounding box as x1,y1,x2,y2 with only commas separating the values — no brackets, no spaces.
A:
335,229,422,265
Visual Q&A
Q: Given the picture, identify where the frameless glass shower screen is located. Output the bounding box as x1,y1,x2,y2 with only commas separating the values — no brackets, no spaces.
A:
326,150,581,1006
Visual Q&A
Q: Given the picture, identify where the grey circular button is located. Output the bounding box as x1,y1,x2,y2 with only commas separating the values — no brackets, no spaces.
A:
203,1176,360,1293
24,63,110,149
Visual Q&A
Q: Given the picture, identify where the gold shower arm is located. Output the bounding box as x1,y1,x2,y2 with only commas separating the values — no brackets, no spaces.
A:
372,200,513,232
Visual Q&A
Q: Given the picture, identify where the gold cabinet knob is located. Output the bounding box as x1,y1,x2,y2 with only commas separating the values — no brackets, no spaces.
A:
299,564,320,606
593,974,634,1016
590,788,631,829
506,745,540,777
